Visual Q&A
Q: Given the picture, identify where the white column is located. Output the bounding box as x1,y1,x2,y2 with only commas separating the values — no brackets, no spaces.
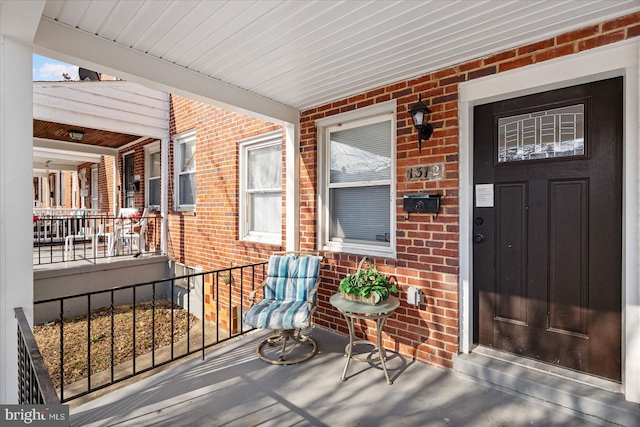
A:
285,122,299,251
160,137,169,254
0,35,35,403
71,171,78,209
54,171,59,207
112,155,119,216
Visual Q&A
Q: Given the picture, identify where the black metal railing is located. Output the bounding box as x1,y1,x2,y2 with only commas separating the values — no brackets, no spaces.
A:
33,214,161,265
32,261,267,403
15,307,61,404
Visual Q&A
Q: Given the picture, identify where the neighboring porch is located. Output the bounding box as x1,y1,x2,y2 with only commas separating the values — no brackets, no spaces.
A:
68,327,640,427
33,211,162,265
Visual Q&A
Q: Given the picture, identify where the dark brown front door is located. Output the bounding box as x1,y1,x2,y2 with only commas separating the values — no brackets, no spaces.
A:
473,77,622,381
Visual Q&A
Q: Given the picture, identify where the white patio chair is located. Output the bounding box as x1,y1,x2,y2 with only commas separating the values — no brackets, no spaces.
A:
114,207,149,255
63,226,93,261
92,223,114,257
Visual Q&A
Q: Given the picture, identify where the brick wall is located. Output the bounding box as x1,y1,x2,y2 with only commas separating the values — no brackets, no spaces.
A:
167,94,284,271
167,95,285,324
300,12,640,369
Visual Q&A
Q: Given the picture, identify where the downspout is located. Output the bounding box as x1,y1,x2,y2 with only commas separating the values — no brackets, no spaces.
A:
112,154,118,216
160,136,169,255
285,121,300,252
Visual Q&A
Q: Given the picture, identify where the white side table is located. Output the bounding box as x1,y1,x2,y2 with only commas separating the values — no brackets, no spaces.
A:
330,293,400,384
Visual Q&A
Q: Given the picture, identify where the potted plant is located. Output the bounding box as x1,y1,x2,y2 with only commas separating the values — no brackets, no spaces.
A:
339,258,397,305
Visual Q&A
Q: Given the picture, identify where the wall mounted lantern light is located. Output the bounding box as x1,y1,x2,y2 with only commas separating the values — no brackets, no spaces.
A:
409,95,433,151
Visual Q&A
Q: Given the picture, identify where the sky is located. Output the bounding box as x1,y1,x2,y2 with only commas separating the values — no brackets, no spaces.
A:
32,54,78,81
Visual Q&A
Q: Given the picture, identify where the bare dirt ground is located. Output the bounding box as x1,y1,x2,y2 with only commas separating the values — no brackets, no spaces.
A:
34,300,197,388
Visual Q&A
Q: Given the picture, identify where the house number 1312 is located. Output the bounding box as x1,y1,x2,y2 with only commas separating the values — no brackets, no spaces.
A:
406,163,445,181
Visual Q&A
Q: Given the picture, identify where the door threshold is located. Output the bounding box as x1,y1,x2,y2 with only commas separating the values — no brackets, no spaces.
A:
454,345,640,426
470,345,621,394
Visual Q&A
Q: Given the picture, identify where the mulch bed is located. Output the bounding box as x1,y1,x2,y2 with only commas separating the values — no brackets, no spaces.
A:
34,300,197,388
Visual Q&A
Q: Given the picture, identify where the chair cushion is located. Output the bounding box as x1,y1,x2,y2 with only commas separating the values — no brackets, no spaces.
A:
244,299,310,329
264,255,321,302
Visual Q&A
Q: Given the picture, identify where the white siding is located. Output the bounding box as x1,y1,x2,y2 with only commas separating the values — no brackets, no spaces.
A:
33,81,169,139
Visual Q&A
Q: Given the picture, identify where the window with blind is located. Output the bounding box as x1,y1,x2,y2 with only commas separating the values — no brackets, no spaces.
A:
173,130,196,211
317,101,396,257
239,131,283,244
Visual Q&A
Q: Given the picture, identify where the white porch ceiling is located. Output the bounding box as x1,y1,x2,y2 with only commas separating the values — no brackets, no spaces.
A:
39,1,640,114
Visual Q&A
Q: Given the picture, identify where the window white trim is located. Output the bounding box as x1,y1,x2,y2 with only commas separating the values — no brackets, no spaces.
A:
316,100,397,258
238,130,283,245
173,130,196,211
144,141,161,210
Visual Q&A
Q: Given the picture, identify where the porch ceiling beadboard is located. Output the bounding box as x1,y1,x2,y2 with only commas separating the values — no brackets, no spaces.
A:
40,0,640,112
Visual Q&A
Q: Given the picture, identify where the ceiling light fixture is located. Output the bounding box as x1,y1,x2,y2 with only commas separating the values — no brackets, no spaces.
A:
69,130,85,141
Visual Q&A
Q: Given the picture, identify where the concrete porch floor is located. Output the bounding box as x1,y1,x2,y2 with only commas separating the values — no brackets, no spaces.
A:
68,327,636,427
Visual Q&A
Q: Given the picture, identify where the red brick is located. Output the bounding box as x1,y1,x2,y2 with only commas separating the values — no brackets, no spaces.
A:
536,44,576,62
517,38,555,55
578,31,626,51
484,50,516,65
602,12,640,32
556,25,599,45
498,55,534,72
458,59,484,73
629,24,640,38
468,66,497,80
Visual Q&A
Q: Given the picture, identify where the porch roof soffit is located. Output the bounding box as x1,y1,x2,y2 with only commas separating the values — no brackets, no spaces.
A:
33,137,116,171
34,137,117,158
33,119,148,151
33,145,103,170
34,18,300,127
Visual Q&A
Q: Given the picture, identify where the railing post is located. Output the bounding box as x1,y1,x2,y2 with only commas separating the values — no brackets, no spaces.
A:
110,290,115,383
87,294,92,393
152,282,156,367
60,299,64,402
202,274,205,360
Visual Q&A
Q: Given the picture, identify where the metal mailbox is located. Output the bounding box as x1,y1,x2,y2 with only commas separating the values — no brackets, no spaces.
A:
403,193,441,219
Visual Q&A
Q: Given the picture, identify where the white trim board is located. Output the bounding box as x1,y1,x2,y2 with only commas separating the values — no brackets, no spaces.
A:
458,38,640,403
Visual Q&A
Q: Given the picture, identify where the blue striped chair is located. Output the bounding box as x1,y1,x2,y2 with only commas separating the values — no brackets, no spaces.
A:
244,252,322,365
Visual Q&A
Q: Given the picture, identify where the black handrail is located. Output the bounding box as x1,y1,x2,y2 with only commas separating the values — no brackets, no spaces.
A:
33,261,267,403
15,307,61,404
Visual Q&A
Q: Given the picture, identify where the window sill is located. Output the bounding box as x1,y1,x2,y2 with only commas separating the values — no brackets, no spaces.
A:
242,233,281,246
321,242,395,259
175,206,196,213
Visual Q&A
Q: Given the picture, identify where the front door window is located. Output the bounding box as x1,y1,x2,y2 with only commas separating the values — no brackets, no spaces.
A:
497,104,585,163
